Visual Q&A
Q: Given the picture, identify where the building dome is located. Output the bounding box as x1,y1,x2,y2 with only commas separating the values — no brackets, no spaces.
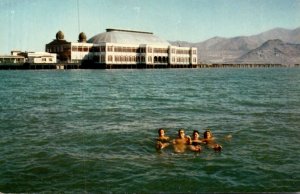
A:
88,29,170,46
78,32,87,42
56,31,64,40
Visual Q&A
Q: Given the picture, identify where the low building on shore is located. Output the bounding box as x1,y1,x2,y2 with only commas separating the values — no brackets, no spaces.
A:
0,51,56,64
26,52,57,63
0,50,26,64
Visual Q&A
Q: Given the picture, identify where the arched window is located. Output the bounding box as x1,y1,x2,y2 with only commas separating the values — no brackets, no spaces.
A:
163,57,167,63
100,55,105,63
121,56,125,62
158,56,162,63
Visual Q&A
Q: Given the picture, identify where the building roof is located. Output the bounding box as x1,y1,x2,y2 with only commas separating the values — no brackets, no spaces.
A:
87,29,170,46
46,39,70,46
0,55,25,58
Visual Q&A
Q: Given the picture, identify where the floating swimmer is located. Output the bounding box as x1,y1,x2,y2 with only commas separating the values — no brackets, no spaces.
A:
190,130,203,152
172,129,192,153
156,128,170,150
202,129,223,151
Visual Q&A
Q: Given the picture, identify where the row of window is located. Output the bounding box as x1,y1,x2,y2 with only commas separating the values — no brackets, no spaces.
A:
111,46,146,53
93,55,196,64
176,50,189,55
0,58,25,63
71,46,92,52
92,55,145,63
107,56,169,63
170,57,191,63
170,48,197,55
48,45,197,55
47,45,70,53
71,46,196,55
176,57,190,63
41,58,53,62
153,48,168,53
107,55,146,62
171,57,196,63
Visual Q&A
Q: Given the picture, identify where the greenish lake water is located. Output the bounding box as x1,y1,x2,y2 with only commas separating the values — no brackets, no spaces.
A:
0,68,299,192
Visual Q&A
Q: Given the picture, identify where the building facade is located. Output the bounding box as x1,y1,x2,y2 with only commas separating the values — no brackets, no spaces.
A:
26,52,57,63
46,29,197,67
0,51,25,64
0,50,56,64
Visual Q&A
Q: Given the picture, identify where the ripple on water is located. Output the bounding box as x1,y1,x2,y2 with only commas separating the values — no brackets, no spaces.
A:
0,69,300,192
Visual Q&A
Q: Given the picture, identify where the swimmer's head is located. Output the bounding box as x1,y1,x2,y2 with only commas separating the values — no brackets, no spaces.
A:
158,128,165,136
178,129,185,138
193,130,200,138
204,129,213,139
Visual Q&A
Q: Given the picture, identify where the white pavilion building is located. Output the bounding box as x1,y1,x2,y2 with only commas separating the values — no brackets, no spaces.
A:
46,29,197,68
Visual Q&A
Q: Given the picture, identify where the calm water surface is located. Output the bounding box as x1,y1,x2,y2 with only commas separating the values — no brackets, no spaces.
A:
0,68,299,192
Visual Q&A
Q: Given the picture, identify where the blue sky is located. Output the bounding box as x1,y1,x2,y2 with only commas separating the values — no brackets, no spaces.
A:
0,0,299,54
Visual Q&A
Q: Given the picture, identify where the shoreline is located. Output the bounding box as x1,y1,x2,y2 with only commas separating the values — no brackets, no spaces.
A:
0,62,298,70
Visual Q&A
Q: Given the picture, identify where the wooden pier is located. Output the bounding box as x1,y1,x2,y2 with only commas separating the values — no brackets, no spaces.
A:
0,63,80,70
0,62,294,70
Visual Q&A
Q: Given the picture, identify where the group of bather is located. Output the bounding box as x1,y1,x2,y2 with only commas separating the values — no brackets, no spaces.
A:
156,128,223,153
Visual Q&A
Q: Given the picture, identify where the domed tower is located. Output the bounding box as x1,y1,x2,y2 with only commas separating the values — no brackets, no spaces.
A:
56,30,64,40
78,32,87,43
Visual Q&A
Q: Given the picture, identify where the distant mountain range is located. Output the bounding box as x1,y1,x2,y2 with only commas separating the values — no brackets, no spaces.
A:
170,27,300,64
